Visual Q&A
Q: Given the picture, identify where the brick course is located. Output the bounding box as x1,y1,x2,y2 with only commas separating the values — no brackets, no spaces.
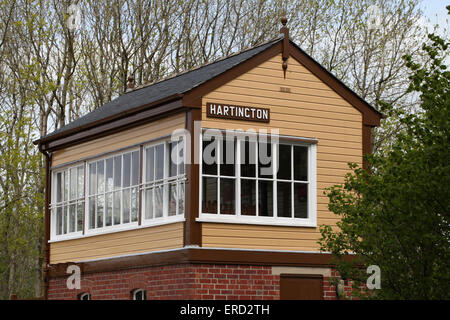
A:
48,263,354,300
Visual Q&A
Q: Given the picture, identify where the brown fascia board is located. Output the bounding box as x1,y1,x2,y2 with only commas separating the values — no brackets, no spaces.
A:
36,94,185,152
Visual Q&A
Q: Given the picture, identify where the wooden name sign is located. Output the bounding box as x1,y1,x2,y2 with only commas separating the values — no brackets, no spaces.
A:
206,102,270,123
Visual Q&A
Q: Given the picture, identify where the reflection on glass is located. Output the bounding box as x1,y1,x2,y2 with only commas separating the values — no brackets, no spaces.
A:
258,180,273,217
77,202,84,231
56,172,62,203
168,183,177,216
97,160,104,194
294,183,308,218
202,177,217,214
97,195,104,228
145,189,153,219
155,144,164,180
241,179,256,216
122,189,130,223
70,167,77,200
178,182,185,215
123,153,131,188
105,193,112,226
169,142,177,177
105,158,113,192
89,197,95,229
277,144,291,180
114,156,121,190
69,204,76,232
56,207,62,235
154,185,164,218
132,151,139,186
277,182,292,217
220,178,235,215
178,139,185,175
77,166,84,198
220,139,235,176
202,139,217,175
258,141,272,178
146,147,154,182
113,191,121,225
294,146,308,181
89,163,96,195
131,187,138,222
240,139,256,177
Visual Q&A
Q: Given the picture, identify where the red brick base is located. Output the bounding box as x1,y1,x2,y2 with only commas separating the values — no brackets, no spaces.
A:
48,263,354,300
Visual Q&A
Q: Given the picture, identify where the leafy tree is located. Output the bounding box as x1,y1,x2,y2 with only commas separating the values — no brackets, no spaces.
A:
319,28,449,299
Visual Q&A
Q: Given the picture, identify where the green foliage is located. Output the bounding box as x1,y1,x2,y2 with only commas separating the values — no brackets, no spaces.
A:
319,31,450,299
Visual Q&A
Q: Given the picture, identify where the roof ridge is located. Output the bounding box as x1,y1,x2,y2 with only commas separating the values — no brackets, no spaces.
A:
129,36,283,94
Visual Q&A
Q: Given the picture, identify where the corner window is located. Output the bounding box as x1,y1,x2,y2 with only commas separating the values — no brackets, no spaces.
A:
143,139,185,223
87,150,140,231
199,132,316,227
52,165,85,237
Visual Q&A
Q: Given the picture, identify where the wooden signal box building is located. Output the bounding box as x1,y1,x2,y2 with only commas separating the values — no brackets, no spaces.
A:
35,24,382,300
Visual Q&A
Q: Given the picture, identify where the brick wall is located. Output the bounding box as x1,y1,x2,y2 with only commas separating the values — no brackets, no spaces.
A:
48,264,280,300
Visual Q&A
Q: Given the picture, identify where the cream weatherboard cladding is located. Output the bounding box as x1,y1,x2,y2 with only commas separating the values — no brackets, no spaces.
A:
49,113,186,264
200,53,362,251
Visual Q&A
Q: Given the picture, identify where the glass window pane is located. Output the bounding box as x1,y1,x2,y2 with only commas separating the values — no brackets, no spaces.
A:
294,183,308,218
70,167,77,200
77,166,84,198
113,191,121,225
122,189,130,223
145,147,154,182
145,189,153,220
105,158,113,192
131,187,138,222
63,205,67,234
202,177,217,214
178,139,185,175
169,142,177,177
56,172,62,203
220,178,235,215
258,141,273,178
178,182,185,215
155,144,164,180
202,139,217,175
277,182,292,217
258,180,273,217
105,193,113,226
168,183,177,216
97,160,105,194
97,195,104,228
56,207,62,235
89,197,95,229
123,153,131,188
89,163,96,195
154,185,164,218
114,156,122,190
69,203,76,233
240,139,256,177
132,151,140,186
294,146,308,181
77,202,84,232
277,144,291,180
220,139,235,176
64,171,69,201
241,179,256,216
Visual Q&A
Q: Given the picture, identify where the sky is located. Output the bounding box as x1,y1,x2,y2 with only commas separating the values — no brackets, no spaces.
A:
418,0,449,37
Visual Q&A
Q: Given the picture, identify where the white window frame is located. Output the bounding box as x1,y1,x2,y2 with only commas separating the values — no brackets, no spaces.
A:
141,138,186,227
132,288,147,300
85,148,141,236
197,131,317,227
50,164,85,241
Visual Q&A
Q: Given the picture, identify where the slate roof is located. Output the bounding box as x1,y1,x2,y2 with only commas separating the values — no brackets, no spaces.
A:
40,37,283,141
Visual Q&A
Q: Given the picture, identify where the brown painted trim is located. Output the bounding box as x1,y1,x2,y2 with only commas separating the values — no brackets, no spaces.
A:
38,146,52,299
35,94,183,146
184,109,202,246
182,42,282,108
362,125,373,169
40,98,186,152
47,248,353,278
288,43,383,127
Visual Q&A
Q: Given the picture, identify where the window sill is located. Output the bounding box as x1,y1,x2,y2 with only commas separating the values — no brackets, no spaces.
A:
49,216,185,243
196,215,316,228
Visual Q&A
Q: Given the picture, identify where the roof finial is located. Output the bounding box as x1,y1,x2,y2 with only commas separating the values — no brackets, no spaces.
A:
280,17,289,78
127,75,135,92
